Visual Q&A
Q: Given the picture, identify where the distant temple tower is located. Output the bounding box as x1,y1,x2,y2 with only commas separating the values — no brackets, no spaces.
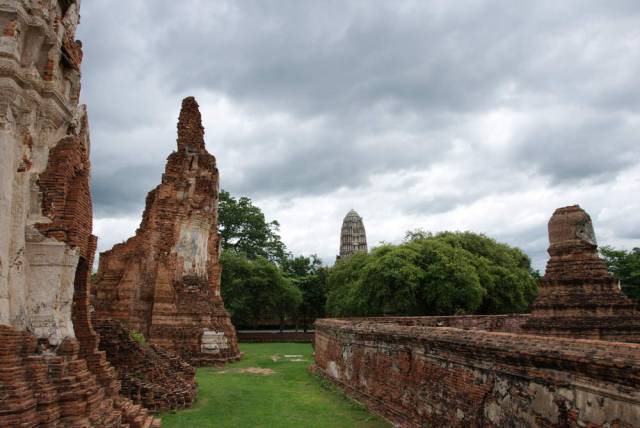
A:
338,209,368,260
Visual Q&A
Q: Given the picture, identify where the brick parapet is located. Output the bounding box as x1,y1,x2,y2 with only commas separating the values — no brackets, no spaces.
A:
339,314,529,332
313,317,640,427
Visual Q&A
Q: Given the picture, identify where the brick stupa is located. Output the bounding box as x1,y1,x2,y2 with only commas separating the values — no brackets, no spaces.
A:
93,97,242,365
523,205,640,342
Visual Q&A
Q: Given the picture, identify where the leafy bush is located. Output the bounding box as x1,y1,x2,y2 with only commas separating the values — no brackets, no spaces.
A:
130,329,146,347
600,246,640,306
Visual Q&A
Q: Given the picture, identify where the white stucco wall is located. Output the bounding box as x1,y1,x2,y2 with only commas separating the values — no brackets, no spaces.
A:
25,239,78,343
0,1,84,347
201,329,229,354
0,129,16,325
174,219,210,278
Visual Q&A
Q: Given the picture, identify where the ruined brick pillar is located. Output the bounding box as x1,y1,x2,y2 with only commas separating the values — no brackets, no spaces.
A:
0,1,158,425
523,205,640,342
93,96,242,365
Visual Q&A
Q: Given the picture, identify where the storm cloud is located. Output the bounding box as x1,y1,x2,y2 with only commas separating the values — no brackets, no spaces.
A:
78,0,640,269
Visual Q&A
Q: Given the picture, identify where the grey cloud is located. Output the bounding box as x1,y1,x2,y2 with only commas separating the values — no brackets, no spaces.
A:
92,164,161,217
222,123,451,198
148,1,640,116
403,196,465,217
77,0,640,267
512,114,640,184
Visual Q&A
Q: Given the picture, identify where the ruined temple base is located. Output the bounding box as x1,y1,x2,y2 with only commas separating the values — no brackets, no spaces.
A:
0,325,160,428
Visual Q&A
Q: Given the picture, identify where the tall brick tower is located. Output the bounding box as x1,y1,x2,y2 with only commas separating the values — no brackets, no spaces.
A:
93,97,242,365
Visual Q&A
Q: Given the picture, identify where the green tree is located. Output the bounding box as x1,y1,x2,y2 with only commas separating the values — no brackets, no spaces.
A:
282,255,327,331
600,246,640,306
326,231,538,317
220,252,300,329
218,190,288,263
274,280,303,332
325,251,370,317
432,231,538,313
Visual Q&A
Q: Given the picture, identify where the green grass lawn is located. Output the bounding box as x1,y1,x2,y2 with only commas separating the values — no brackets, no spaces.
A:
161,342,390,428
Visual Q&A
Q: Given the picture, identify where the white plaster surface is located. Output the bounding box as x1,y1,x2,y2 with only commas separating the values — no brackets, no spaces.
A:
25,239,78,344
174,219,210,277
0,1,84,348
0,129,16,325
328,361,340,379
201,329,229,354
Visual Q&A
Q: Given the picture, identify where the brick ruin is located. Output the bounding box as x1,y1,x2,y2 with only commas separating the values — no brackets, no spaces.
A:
0,0,158,426
522,205,640,341
314,205,640,427
92,96,242,366
93,319,197,413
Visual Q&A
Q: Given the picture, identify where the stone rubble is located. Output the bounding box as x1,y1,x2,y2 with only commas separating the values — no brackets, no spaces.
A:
93,319,197,413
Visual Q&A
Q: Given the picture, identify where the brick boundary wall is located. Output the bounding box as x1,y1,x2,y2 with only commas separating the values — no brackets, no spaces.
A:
312,318,640,428
238,331,314,343
342,314,530,332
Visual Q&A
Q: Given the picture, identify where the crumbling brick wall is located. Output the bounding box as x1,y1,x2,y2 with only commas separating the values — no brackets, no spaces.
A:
0,1,159,425
93,319,197,413
313,318,640,428
344,314,529,332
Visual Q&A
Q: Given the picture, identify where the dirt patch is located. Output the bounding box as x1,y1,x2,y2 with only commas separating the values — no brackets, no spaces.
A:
239,367,275,375
216,367,275,375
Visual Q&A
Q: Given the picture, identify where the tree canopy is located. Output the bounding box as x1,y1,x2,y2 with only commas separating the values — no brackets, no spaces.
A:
600,246,640,306
282,255,328,331
218,190,287,263
220,251,302,329
326,231,538,317
218,190,325,329
217,190,541,325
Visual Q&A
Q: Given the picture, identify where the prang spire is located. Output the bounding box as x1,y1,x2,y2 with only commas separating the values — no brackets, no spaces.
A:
177,96,205,151
337,209,368,260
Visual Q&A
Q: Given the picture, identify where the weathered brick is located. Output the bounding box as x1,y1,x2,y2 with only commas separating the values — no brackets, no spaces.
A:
92,97,242,366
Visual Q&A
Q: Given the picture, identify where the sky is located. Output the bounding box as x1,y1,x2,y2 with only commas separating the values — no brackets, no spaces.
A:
77,0,640,271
